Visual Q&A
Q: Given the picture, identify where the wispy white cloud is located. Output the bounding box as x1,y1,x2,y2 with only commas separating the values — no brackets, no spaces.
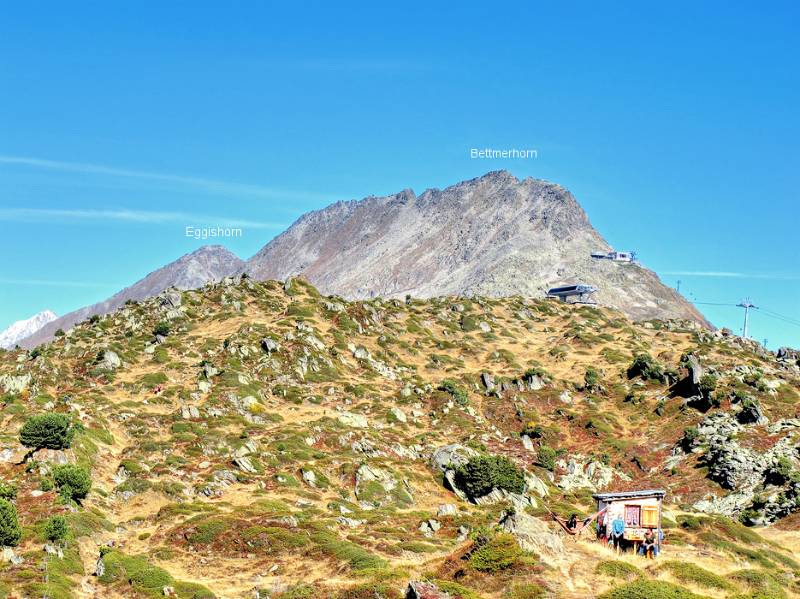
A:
663,270,800,280
0,207,284,229
0,278,116,288
0,155,333,201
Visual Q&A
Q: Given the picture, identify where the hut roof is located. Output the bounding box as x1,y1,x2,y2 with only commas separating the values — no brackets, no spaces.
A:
593,489,666,501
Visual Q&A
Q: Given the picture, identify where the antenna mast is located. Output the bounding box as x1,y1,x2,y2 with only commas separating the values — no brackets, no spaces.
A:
737,298,757,339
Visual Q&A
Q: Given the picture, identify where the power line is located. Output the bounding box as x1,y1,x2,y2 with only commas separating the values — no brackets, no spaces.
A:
759,309,800,329
691,299,800,333
692,301,738,306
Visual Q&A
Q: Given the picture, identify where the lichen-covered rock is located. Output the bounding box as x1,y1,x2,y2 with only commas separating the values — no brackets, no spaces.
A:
337,411,369,428
498,510,563,555
98,350,121,370
556,455,623,491
0,373,31,394
430,444,478,501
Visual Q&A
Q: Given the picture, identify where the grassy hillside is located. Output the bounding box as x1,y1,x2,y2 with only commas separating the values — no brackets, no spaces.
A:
0,276,797,598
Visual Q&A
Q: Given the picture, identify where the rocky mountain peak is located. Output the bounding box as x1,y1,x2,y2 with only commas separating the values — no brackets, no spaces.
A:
244,171,704,325
0,310,58,349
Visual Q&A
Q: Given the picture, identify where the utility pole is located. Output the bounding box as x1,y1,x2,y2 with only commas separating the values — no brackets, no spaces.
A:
737,298,757,339
676,280,681,294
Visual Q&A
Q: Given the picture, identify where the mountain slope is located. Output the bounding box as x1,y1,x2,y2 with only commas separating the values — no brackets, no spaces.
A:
0,310,57,349
245,171,707,325
0,278,797,598
18,245,243,348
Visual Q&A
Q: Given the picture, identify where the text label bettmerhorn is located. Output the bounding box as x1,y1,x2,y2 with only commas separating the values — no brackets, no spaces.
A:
470,148,538,159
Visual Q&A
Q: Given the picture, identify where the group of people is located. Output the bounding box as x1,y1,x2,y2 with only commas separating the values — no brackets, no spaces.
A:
594,513,662,558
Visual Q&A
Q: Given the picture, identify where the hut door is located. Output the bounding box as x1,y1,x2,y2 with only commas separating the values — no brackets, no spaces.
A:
624,505,641,526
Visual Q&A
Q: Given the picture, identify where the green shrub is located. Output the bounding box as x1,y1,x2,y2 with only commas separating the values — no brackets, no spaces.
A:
337,582,402,599
521,422,544,439
767,457,794,485
504,582,547,598
599,580,703,599
680,427,699,451
438,379,469,406
153,322,171,336
423,581,482,599
53,464,92,502
97,549,215,596
627,353,664,381
536,445,557,471
0,498,22,546
44,515,69,543
584,367,601,391
278,585,318,599
596,560,642,581
454,455,525,499
54,328,65,337
20,413,75,450
310,530,386,571
0,480,17,500
698,374,718,397
730,569,786,598
659,560,733,591
470,532,523,572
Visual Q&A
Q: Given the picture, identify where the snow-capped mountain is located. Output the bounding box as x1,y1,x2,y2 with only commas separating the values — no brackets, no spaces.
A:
0,310,58,349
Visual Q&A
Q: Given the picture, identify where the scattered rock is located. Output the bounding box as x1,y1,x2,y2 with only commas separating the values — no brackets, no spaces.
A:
301,469,317,487
98,350,121,370
499,510,564,555
261,338,280,353
418,519,441,537
557,456,622,491
337,412,369,428
0,374,31,394
521,434,534,451
233,457,257,474
181,405,200,419
1,547,23,565
389,407,407,423
95,555,105,577
337,516,365,528
406,581,452,599
234,439,258,457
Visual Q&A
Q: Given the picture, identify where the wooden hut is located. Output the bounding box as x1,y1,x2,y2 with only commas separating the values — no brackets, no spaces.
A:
593,489,665,550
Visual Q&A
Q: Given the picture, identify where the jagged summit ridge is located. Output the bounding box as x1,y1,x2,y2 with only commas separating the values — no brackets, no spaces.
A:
245,171,705,324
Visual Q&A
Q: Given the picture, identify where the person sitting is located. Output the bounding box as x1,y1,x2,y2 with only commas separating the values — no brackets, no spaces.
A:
639,528,657,558
567,513,578,530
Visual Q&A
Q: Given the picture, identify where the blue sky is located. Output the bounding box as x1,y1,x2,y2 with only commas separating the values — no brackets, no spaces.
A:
1,1,798,347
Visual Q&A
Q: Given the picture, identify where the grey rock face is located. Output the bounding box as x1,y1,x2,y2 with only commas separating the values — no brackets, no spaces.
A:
430,443,478,502
498,510,564,555
245,171,707,325
99,350,121,370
